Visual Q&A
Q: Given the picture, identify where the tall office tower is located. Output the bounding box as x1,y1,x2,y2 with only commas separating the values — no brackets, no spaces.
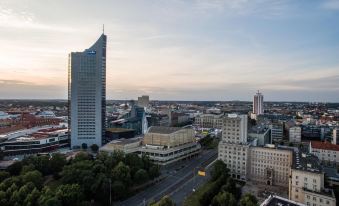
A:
137,95,150,108
69,33,107,148
253,90,264,115
332,128,339,145
218,114,250,180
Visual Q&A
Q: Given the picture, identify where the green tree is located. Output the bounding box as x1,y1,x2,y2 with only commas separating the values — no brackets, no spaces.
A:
211,160,229,181
149,165,160,179
22,170,43,189
38,187,62,206
23,187,41,206
134,169,149,184
111,180,127,200
7,161,23,176
125,153,144,175
240,194,258,206
21,164,36,175
90,144,99,153
0,171,10,182
112,162,131,184
49,153,67,178
56,184,84,206
152,196,175,206
212,191,237,206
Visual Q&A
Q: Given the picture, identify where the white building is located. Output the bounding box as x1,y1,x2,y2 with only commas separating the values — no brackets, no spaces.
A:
289,151,336,206
253,90,264,115
69,33,107,148
218,114,249,180
310,141,339,166
332,128,339,145
290,127,302,143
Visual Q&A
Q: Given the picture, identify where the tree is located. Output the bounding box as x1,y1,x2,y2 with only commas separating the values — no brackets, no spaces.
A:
49,153,67,178
56,184,84,206
0,171,10,182
7,161,23,176
111,180,127,200
81,143,88,150
134,169,149,184
149,165,160,179
152,196,175,206
211,160,228,181
90,144,99,153
125,153,144,175
23,187,41,206
112,162,131,184
20,164,35,175
212,192,237,206
22,170,43,189
240,194,258,206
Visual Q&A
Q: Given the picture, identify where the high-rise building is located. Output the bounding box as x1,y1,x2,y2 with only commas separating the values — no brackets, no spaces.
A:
137,95,149,108
218,114,250,180
253,90,264,115
68,33,107,148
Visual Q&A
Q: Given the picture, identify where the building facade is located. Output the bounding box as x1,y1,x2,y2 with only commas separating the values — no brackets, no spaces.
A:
194,114,223,129
69,34,107,148
289,151,336,206
290,127,302,143
253,90,264,115
309,141,339,166
249,146,293,187
137,95,150,108
218,114,249,180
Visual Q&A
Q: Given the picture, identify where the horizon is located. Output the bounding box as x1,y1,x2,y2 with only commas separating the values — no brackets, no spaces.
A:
1,0,339,102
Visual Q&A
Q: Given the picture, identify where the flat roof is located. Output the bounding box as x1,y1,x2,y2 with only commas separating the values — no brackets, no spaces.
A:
148,126,183,134
106,128,134,133
292,149,322,173
261,195,305,206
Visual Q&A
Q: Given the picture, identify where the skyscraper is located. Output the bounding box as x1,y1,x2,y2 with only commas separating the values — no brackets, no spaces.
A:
68,33,107,148
253,90,264,115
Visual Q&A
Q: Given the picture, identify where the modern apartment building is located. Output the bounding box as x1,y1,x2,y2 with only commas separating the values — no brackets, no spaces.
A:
69,33,107,148
253,90,264,115
194,114,223,129
289,151,336,206
218,114,250,180
249,145,293,187
290,126,302,143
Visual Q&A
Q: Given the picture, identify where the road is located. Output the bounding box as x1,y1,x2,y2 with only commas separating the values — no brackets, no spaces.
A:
118,149,217,206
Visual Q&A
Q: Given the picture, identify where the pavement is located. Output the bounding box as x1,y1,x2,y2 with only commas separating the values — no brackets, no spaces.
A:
118,149,217,206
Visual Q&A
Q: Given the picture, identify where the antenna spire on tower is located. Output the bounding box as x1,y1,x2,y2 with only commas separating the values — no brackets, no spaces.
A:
103,24,105,34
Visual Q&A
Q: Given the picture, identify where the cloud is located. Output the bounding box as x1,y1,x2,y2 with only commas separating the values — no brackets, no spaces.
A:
322,0,339,10
0,6,76,32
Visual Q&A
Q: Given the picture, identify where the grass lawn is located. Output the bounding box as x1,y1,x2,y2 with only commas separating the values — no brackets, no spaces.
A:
182,180,215,206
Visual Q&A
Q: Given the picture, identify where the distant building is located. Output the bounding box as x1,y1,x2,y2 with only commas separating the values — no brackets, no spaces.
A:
290,127,302,143
194,114,223,129
289,150,336,206
137,95,149,108
248,125,271,146
270,123,284,142
332,128,339,145
69,33,107,148
253,91,264,115
0,127,69,156
218,114,249,180
99,137,142,154
139,126,201,165
105,128,135,142
309,141,339,166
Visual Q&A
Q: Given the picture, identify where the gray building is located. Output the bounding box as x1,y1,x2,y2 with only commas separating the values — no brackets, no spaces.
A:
69,33,107,148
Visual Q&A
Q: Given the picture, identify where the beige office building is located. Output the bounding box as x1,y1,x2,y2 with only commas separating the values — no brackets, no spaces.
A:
195,114,223,129
290,127,302,143
218,114,250,180
289,151,336,206
249,145,293,187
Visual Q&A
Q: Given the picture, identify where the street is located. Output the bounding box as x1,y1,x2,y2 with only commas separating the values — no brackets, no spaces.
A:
118,149,217,206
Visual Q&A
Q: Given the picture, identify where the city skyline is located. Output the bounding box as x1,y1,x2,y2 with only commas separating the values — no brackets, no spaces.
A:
0,0,339,102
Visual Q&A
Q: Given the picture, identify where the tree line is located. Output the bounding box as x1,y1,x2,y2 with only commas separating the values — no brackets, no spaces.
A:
0,151,160,206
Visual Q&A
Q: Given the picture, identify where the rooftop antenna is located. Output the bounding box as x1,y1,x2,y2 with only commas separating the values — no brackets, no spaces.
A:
103,24,105,34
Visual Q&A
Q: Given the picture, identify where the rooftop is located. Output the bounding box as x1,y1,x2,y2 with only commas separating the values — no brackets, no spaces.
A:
292,149,322,173
311,141,339,152
260,195,305,206
106,128,134,133
147,126,183,134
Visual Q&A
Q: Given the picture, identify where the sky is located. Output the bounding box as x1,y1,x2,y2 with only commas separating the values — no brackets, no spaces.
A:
0,0,339,102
